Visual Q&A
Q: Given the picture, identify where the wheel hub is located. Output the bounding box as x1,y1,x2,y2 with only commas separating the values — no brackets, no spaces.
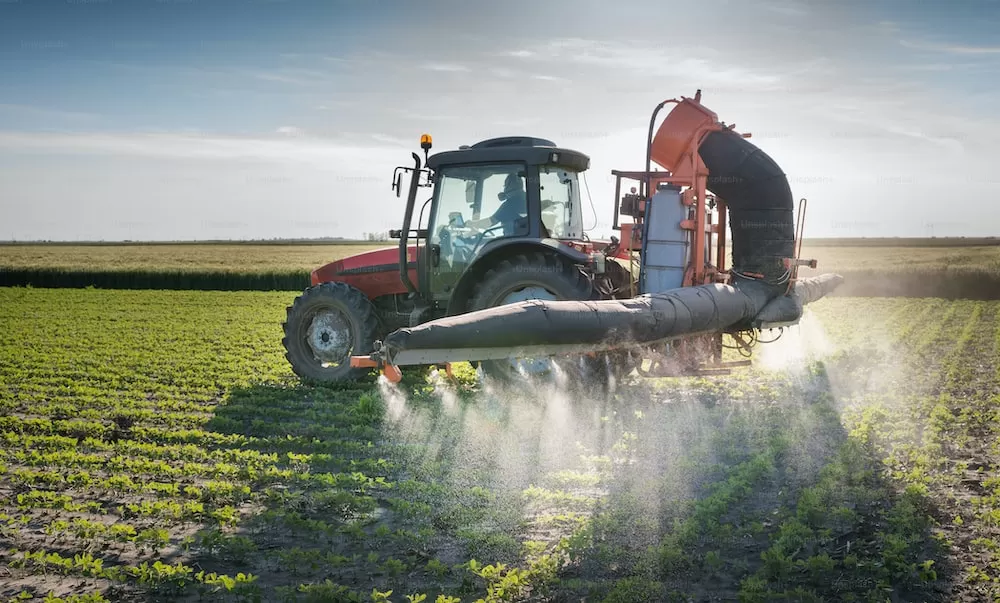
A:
306,310,352,365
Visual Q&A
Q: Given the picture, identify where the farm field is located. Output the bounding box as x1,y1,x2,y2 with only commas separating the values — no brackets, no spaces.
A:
0,244,385,274
0,245,386,292
795,245,1000,299
1,241,999,297
797,243,1000,274
1,241,998,274
1,287,999,602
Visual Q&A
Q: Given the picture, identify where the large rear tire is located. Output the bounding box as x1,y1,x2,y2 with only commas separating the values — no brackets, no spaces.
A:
282,282,380,383
469,252,593,385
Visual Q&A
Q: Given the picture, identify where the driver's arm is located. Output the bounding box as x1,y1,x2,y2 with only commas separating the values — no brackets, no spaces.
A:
465,213,498,230
466,198,512,230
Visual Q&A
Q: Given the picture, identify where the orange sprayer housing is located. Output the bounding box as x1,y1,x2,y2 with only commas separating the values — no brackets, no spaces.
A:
649,97,719,174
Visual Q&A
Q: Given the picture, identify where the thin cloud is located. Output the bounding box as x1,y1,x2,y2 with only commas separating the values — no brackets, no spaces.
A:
0,131,401,167
498,38,783,89
811,101,986,156
0,104,101,123
420,63,470,72
247,67,331,85
369,133,412,146
759,0,808,17
153,64,335,88
392,109,456,122
877,21,901,34
896,62,985,72
900,39,1000,55
315,101,357,110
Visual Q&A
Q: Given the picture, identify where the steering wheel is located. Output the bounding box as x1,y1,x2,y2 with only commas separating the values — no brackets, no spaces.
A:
469,223,504,254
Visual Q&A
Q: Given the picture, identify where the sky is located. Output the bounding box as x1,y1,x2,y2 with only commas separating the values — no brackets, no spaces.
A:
0,0,998,241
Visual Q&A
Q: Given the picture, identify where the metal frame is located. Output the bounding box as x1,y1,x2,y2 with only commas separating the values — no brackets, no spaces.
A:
604,94,735,374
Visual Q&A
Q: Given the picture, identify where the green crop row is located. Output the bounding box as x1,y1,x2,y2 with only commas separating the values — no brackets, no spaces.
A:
6,591,110,603
0,242,380,273
7,549,260,599
2,287,998,601
1,265,1000,298
813,298,1000,601
827,267,1000,300
0,268,311,291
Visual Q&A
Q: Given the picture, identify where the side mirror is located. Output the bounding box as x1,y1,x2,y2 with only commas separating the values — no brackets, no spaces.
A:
393,172,402,198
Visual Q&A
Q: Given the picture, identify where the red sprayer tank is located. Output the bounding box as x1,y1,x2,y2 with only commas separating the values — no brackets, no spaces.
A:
649,95,719,176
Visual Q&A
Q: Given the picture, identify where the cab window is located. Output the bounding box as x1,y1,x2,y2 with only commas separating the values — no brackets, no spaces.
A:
428,163,528,294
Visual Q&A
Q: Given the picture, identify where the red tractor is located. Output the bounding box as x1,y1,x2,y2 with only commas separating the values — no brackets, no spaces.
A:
283,91,839,387
281,134,631,384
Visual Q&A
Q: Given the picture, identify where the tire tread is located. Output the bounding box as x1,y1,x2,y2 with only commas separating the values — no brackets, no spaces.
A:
281,281,379,383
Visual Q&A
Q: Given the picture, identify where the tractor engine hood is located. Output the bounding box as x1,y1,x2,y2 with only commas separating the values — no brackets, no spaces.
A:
311,246,418,298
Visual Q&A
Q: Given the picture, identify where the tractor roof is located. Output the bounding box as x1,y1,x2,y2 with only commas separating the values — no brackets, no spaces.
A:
426,136,590,172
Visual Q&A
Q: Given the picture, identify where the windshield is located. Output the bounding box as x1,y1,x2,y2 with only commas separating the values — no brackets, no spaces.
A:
539,167,584,239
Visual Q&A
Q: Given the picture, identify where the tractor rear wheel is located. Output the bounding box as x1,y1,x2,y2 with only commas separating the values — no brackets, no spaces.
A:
469,252,593,385
282,282,379,383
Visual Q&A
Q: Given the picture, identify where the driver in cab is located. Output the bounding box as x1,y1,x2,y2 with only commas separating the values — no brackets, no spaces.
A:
464,173,527,236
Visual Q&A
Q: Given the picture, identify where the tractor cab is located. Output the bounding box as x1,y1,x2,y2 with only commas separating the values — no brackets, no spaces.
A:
283,134,610,384
391,135,596,310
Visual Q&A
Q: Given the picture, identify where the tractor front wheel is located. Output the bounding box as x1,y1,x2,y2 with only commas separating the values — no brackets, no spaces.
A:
282,282,379,383
469,252,592,385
